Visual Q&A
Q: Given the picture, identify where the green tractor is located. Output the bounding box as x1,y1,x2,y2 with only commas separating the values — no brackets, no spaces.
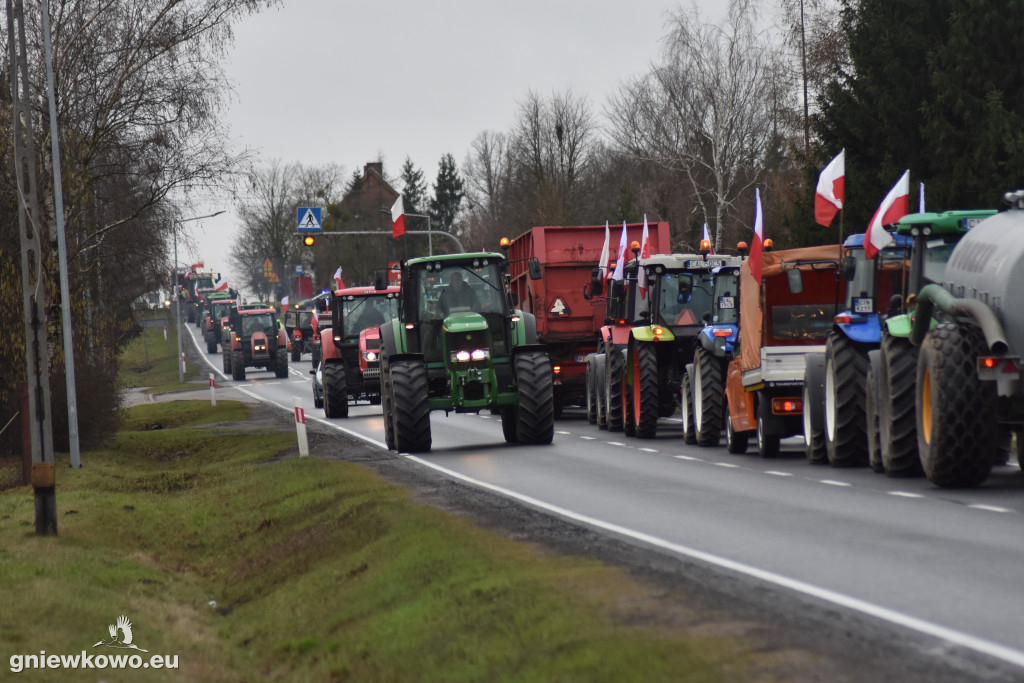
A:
377,251,554,453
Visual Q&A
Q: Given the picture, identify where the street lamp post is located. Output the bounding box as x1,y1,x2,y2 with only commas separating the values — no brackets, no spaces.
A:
174,211,225,383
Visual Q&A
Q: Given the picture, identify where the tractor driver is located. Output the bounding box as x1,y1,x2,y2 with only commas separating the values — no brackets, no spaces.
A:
440,271,479,315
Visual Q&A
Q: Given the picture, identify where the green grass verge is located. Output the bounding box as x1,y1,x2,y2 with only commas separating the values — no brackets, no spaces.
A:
118,320,203,394
0,401,752,682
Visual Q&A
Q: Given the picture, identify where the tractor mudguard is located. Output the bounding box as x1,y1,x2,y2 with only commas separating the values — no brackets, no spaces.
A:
511,343,548,359
320,326,341,362
835,315,882,345
884,313,913,339
511,311,539,346
631,326,676,343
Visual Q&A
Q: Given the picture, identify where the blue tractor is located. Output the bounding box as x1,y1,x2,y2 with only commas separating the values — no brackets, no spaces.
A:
802,233,911,466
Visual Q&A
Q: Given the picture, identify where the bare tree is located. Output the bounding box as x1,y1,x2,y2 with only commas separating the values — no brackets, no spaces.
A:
461,130,513,248
607,0,789,250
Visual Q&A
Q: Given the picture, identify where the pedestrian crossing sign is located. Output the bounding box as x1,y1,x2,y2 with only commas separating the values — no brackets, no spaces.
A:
297,207,322,232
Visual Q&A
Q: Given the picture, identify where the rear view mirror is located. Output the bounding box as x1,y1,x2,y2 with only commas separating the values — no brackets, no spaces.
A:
528,260,542,280
588,267,604,298
373,268,389,290
840,256,857,281
787,268,804,294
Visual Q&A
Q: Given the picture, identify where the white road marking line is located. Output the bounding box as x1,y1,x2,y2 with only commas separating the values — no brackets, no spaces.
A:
638,447,658,453
556,431,571,435
765,471,792,477
580,436,596,440
402,455,1024,671
888,491,925,499
820,479,851,487
714,462,739,469
608,441,627,447
969,504,1013,514
673,455,698,461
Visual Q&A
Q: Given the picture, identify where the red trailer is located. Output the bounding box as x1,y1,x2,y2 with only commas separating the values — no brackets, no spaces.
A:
507,222,672,416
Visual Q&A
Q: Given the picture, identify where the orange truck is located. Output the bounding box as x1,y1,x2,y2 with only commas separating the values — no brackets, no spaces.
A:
724,245,844,457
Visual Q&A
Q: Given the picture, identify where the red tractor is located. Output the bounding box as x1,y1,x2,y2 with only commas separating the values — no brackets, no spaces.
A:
316,285,400,417
227,306,289,381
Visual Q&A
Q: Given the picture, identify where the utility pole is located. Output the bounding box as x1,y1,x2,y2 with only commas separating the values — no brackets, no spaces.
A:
8,0,57,534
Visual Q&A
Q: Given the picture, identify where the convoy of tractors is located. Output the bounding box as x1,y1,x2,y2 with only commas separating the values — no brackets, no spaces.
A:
191,189,1024,486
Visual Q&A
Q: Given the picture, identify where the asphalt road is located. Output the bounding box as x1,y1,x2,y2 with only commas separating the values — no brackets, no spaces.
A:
185,324,1024,680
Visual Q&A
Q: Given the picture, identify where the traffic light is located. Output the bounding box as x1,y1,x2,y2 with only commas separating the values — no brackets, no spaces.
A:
303,234,315,247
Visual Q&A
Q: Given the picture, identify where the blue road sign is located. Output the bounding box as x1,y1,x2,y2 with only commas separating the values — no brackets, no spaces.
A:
297,207,322,232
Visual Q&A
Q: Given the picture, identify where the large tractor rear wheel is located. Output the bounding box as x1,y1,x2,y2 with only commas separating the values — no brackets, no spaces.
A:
681,370,696,444
390,360,432,452
291,344,301,362
222,349,231,374
865,350,884,473
605,344,624,432
231,350,245,381
802,353,827,464
632,344,659,438
514,352,554,445
323,362,349,418
694,347,723,447
917,322,996,488
880,333,923,477
275,348,289,378
824,332,869,467
207,337,217,354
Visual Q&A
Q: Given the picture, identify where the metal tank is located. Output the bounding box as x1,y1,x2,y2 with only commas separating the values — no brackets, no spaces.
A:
943,197,1024,364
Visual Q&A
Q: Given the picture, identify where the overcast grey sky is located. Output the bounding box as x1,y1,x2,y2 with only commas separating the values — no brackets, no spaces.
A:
188,0,730,290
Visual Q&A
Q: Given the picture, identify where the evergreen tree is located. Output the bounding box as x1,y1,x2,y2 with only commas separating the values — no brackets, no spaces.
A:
429,153,465,233
815,0,955,226
344,169,362,196
399,156,428,213
923,0,1024,208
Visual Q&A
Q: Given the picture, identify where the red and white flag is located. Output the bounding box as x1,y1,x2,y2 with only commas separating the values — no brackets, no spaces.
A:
610,221,629,281
864,170,910,259
815,149,845,227
281,295,289,313
638,215,651,299
597,221,611,282
213,276,229,292
312,307,319,333
391,195,406,240
333,266,345,290
702,223,714,253
750,189,764,285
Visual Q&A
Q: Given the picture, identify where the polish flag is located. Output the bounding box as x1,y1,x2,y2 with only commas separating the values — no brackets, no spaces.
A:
864,170,910,259
391,195,406,240
814,149,845,227
610,221,629,281
702,223,714,253
638,215,651,299
213,276,229,292
281,295,289,313
333,266,345,291
750,189,764,285
312,307,319,334
597,221,611,282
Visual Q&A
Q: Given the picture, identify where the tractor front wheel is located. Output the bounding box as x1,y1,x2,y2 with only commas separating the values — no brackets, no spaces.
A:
390,360,432,452
694,347,723,447
632,344,659,438
275,348,289,378
514,352,554,444
824,332,869,467
605,344,624,432
681,371,696,444
323,362,349,418
880,332,922,477
803,354,827,464
231,350,245,381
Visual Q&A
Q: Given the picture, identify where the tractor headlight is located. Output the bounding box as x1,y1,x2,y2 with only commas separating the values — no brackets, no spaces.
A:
451,349,489,363
363,351,378,362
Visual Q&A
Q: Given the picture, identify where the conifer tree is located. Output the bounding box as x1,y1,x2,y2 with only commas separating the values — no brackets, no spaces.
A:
399,156,428,213
429,153,465,233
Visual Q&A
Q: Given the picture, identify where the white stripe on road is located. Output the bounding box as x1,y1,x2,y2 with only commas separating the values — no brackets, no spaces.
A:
402,454,1024,671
